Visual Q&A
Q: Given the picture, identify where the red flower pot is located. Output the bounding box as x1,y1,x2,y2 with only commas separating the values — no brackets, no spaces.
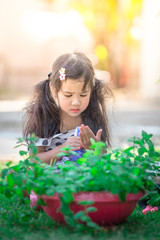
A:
30,191,143,226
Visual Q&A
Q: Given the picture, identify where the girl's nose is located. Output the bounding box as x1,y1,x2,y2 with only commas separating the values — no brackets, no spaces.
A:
71,97,80,105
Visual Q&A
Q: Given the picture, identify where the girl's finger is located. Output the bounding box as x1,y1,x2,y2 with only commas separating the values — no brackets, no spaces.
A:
96,129,102,141
79,127,92,149
68,142,81,148
69,136,80,140
72,146,81,150
80,126,88,142
85,126,96,139
80,125,94,140
72,145,81,149
79,132,84,144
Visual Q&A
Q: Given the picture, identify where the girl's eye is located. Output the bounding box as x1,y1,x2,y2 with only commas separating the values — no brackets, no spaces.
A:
65,95,72,97
64,94,87,97
80,94,87,97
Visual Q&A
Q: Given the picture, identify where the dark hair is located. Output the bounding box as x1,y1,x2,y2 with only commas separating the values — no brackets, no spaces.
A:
23,52,113,146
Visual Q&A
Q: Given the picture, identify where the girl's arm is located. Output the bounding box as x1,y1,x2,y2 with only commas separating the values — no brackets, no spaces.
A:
31,136,81,164
36,145,65,164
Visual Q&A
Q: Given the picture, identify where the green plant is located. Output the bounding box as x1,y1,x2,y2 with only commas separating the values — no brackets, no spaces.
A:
0,131,160,232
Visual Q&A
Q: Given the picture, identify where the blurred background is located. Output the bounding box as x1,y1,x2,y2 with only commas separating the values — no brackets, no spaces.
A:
0,0,160,160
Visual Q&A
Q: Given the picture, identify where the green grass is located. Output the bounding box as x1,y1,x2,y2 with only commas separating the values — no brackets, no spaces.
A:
0,193,160,240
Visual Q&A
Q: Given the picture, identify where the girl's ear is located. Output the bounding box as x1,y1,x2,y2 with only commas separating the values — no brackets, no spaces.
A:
49,83,57,98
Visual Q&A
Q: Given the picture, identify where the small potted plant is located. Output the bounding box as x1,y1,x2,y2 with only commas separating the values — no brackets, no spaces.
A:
0,131,160,231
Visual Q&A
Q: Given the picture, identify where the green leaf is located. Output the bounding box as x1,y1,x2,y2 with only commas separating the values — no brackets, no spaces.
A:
5,161,13,167
14,187,24,198
119,192,126,202
37,198,46,206
4,187,13,198
45,187,55,196
62,191,74,204
142,130,148,139
1,168,9,179
73,211,85,220
86,221,100,230
133,167,140,176
124,147,134,154
90,138,97,149
7,174,15,189
64,215,75,227
86,206,97,212
11,164,21,172
90,167,98,176
146,139,154,152
28,143,38,154
68,151,79,156
138,147,147,155
142,130,153,140
59,200,73,216
78,200,94,205
60,145,74,151
80,215,90,222
19,150,28,156
76,158,87,164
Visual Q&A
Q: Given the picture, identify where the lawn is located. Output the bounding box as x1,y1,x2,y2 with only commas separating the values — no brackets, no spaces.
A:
0,193,160,240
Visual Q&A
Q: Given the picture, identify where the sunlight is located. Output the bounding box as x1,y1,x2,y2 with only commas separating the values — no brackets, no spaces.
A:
129,17,142,40
22,9,87,42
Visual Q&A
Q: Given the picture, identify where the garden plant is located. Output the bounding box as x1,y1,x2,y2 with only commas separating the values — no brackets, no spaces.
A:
0,131,160,234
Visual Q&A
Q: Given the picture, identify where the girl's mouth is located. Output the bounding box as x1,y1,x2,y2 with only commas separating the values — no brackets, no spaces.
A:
71,109,80,113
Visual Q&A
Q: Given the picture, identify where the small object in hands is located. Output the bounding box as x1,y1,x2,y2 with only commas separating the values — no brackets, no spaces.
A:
59,67,66,81
142,205,159,215
70,126,84,162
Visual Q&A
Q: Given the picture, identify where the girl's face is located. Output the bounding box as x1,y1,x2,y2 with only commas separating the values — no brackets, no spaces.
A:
52,79,91,118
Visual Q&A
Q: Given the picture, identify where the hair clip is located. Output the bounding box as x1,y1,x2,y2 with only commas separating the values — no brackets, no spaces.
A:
59,67,66,81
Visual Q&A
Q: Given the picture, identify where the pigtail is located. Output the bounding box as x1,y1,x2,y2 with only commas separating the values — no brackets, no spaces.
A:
82,78,112,146
23,78,60,138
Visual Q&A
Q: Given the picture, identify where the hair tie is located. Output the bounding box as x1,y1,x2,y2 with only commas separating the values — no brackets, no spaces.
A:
47,72,52,81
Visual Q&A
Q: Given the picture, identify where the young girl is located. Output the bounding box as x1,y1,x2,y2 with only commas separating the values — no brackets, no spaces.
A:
23,52,112,165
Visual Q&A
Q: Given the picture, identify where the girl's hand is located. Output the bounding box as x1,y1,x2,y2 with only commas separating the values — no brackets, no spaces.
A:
62,136,81,151
79,124,102,149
